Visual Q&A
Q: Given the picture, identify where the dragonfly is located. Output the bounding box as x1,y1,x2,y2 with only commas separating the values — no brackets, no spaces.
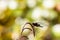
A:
19,22,49,40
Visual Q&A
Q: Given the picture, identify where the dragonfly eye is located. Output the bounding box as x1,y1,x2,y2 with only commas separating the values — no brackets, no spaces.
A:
32,23,42,27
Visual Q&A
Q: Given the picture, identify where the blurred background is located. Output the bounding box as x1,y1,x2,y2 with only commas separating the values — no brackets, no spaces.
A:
0,0,60,40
